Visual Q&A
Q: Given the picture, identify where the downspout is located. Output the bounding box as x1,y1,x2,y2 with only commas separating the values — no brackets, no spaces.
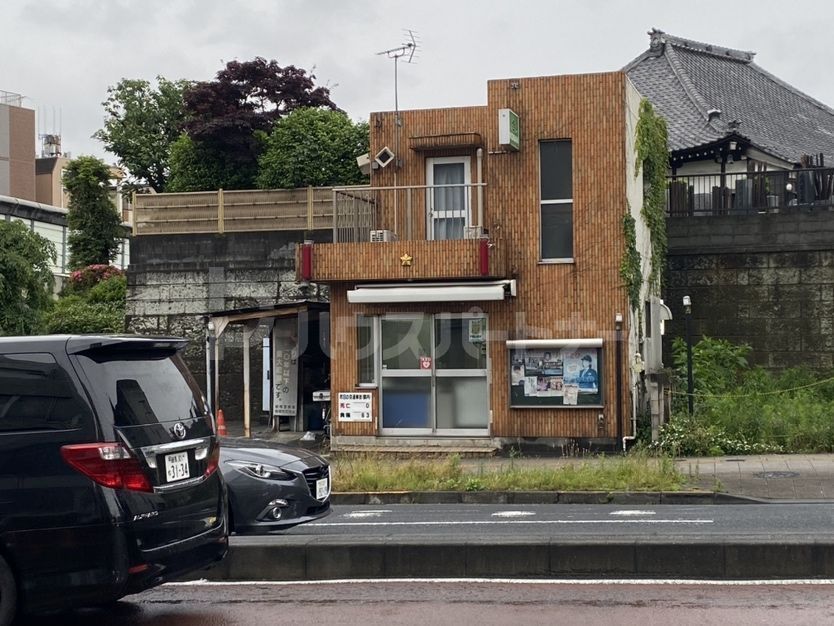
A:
614,313,629,451
476,148,484,228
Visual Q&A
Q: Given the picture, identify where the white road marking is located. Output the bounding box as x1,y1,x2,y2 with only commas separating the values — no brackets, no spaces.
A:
312,519,713,527
610,510,657,516
492,511,537,518
342,510,392,519
171,578,834,587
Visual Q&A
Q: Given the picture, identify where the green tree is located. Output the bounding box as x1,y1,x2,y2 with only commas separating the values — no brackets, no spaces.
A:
169,58,338,191
44,268,125,334
63,156,124,269
257,109,369,189
94,77,190,193
0,220,55,335
167,133,265,192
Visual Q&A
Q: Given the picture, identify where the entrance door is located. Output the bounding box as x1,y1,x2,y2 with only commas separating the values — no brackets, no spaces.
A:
379,313,488,435
434,314,489,434
426,157,471,240
380,315,433,434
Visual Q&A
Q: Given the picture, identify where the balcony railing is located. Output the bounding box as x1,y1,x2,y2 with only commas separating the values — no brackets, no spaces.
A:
333,183,487,243
666,168,834,217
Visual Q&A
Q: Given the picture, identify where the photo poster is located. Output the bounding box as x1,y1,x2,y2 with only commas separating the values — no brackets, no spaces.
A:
272,318,299,417
509,347,601,407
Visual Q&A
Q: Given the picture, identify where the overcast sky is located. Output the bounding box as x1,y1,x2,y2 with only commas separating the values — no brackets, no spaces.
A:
3,0,833,163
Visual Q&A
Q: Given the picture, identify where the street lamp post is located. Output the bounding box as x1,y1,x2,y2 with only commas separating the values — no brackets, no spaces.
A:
683,295,694,415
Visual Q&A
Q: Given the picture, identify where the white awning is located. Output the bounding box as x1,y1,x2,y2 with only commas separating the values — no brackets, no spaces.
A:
506,338,603,350
347,280,516,304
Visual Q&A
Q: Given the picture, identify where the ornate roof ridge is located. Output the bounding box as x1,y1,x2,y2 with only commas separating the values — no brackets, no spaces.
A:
648,28,755,63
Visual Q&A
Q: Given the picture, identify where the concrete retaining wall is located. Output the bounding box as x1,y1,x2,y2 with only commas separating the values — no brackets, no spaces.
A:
126,230,330,420
665,212,834,370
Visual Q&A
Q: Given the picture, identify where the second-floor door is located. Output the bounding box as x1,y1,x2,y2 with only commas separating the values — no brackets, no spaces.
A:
426,156,471,240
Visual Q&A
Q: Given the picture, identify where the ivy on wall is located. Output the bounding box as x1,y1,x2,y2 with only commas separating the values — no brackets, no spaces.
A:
619,212,642,313
634,98,670,295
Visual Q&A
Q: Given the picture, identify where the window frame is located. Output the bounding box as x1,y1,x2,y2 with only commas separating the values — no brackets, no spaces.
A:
539,139,574,263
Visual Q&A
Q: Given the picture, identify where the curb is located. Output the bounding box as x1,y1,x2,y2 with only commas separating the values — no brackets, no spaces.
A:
330,490,767,505
200,536,834,582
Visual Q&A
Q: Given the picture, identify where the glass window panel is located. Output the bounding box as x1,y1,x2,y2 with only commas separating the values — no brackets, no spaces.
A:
540,141,573,200
434,318,487,369
381,318,431,370
541,203,573,259
436,377,488,429
75,352,207,426
381,377,431,429
357,315,375,384
0,353,92,431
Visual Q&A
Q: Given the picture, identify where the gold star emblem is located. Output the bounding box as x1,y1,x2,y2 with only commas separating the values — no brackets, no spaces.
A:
400,253,413,267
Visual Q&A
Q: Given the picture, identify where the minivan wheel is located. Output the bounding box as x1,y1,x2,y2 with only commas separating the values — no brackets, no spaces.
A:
0,554,17,626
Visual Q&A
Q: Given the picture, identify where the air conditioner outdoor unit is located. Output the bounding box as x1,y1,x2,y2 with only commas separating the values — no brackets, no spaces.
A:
370,229,398,242
464,225,485,239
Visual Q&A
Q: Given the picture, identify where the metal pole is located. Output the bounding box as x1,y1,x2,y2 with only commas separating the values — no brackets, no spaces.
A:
684,295,694,415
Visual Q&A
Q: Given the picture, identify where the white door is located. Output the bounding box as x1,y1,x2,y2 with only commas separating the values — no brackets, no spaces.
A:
426,157,471,240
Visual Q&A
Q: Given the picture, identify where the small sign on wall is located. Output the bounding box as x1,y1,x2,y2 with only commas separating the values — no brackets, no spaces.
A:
498,108,520,151
338,392,373,422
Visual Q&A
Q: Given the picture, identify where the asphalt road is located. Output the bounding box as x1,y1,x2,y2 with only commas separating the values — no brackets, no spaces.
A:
282,502,834,541
16,580,834,625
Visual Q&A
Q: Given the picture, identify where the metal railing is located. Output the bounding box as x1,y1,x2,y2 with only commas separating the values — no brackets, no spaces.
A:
666,168,834,217
132,187,338,235
332,182,487,243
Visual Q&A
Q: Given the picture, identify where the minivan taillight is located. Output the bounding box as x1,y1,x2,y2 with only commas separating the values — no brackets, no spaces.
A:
61,443,153,493
204,442,220,478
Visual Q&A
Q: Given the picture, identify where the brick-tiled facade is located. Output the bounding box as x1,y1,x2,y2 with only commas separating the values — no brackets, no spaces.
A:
308,71,651,449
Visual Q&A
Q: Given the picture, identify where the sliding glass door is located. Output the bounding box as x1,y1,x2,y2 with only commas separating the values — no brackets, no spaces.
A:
379,313,488,436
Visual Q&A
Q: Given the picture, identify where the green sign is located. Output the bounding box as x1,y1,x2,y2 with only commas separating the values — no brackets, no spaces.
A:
499,108,520,151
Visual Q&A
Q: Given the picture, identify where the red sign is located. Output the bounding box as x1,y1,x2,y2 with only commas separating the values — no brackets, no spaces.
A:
419,356,432,370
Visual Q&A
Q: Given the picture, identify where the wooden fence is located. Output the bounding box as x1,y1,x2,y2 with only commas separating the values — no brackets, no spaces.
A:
132,187,346,236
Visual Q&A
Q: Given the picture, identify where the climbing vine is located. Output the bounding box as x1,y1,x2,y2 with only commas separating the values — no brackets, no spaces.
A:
619,212,642,313
634,98,670,294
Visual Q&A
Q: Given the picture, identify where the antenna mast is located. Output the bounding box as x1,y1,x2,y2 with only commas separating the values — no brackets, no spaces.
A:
377,30,419,168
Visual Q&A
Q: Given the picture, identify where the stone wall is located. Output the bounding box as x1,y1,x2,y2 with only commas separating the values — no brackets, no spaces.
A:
665,212,834,370
125,230,330,421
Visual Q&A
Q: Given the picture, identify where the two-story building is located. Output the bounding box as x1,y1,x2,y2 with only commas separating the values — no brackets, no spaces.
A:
302,71,661,452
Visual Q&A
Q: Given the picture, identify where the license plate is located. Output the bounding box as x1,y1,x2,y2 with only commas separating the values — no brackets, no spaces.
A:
164,452,190,483
316,477,329,500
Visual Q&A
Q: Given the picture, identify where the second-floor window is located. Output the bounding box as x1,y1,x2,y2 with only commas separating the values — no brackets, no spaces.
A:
540,140,573,260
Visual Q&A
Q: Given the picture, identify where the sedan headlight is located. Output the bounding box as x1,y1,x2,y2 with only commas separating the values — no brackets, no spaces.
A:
227,460,294,480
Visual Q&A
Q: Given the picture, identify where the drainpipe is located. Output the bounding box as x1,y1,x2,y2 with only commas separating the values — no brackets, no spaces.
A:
614,313,628,452
476,148,484,228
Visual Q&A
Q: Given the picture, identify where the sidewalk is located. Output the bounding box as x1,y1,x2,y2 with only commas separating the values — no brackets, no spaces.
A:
223,424,834,501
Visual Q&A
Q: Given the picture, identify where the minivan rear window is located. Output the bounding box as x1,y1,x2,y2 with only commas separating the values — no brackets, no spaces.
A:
0,353,92,432
75,351,208,427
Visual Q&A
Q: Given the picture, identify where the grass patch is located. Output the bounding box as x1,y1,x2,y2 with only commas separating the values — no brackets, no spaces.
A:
331,451,684,493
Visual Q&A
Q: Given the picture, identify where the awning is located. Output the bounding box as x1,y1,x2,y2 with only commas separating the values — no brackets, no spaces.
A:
347,280,516,304
506,338,603,350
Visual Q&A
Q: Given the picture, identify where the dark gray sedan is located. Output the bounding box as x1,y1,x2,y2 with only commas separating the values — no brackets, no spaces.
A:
219,437,331,533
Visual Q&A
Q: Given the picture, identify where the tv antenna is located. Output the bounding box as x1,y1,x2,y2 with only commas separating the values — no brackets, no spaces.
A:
376,29,419,119
376,30,419,169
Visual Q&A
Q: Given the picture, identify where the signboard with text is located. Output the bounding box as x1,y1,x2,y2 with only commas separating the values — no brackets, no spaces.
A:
337,392,373,422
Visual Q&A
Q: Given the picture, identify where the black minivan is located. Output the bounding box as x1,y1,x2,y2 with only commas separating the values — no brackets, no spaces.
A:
0,335,227,625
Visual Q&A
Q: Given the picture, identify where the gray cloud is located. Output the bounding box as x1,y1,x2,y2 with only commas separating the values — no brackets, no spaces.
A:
2,0,832,162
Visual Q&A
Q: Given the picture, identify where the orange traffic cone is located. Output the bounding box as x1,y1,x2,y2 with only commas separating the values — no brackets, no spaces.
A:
216,409,227,436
